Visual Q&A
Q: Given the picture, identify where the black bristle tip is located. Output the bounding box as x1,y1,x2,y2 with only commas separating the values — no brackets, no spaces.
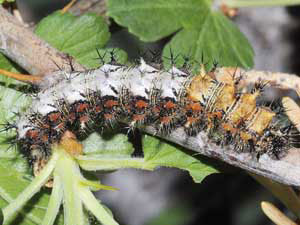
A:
0,122,17,133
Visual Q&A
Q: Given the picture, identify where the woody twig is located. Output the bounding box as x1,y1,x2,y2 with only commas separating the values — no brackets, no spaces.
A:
1,3,300,190
0,6,85,76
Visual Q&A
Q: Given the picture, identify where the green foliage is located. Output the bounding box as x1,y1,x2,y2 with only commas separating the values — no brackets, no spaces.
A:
163,11,254,69
0,54,31,176
82,133,134,157
35,12,127,69
107,0,211,41
0,163,62,225
0,55,63,225
108,0,254,69
0,2,256,224
0,10,130,223
143,136,219,183
31,9,220,183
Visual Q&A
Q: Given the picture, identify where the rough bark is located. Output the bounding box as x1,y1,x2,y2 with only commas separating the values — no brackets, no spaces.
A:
0,6,85,76
68,0,107,18
1,5,300,189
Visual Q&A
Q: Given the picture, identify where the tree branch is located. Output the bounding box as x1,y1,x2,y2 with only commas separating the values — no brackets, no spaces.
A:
0,6,85,76
143,126,300,188
68,0,107,17
1,5,300,189
215,67,300,94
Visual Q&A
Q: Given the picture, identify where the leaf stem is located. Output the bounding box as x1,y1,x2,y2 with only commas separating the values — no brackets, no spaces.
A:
41,174,63,225
56,146,120,225
2,151,59,224
79,187,119,225
77,156,155,171
225,0,300,7
80,180,118,191
55,149,85,225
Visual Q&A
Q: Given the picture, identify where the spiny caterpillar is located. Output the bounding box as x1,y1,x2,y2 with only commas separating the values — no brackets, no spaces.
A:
1,58,298,176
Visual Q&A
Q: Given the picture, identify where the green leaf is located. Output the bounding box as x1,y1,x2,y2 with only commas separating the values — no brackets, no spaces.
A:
88,48,128,66
143,135,219,183
0,110,60,225
0,55,63,225
108,0,254,69
0,162,64,225
35,12,127,69
107,0,210,42
0,54,14,71
163,12,254,69
0,54,31,175
0,53,24,75
82,133,134,157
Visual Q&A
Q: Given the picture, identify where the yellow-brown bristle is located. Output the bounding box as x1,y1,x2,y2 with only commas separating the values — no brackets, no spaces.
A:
0,69,42,84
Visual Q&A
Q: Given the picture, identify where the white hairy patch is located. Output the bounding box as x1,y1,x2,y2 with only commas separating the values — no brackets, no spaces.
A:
16,61,188,138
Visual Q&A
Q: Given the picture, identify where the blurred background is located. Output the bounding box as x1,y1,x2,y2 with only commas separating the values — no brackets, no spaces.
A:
12,0,300,224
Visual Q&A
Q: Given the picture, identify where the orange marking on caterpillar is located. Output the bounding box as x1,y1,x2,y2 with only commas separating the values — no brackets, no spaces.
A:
135,100,148,109
76,103,89,113
48,112,61,122
26,129,39,139
80,115,89,123
104,100,118,108
164,101,176,109
104,113,113,120
133,114,146,122
160,116,171,124
42,135,49,142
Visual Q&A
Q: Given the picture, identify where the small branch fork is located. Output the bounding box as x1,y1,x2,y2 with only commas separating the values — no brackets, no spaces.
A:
2,3,300,225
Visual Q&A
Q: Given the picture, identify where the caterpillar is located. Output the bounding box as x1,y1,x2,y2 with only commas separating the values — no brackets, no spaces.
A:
2,58,298,176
